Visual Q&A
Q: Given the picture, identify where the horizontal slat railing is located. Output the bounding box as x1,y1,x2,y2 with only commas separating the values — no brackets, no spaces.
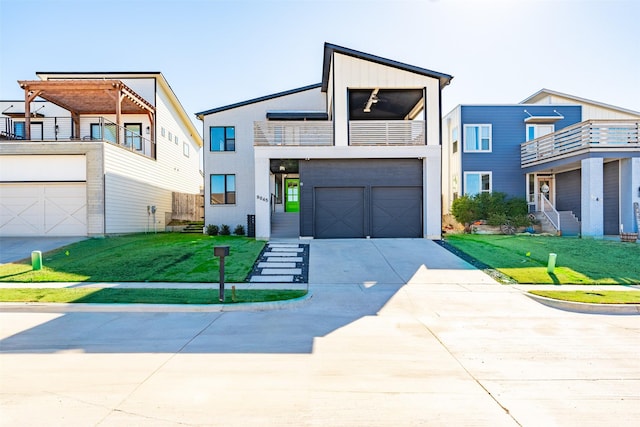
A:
254,121,333,146
521,120,640,166
349,120,425,145
0,116,156,158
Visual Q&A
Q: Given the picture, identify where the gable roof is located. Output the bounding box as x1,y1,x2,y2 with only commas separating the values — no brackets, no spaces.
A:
521,88,640,117
195,83,322,118
321,43,453,92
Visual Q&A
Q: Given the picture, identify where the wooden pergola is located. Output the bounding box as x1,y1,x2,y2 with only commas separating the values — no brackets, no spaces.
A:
17,79,156,142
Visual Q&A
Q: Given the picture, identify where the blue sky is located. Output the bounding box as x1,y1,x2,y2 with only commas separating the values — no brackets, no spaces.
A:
1,0,638,131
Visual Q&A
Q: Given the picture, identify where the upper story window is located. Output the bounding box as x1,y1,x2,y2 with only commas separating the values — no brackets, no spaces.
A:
183,142,189,157
526,124,554,141
13,122,25,139
210,126,235,151
464,124,492,152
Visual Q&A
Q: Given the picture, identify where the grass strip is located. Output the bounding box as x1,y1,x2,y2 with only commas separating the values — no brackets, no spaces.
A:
0,234,266,283
529,290,640,304
444,234,640,285
0,288,307,304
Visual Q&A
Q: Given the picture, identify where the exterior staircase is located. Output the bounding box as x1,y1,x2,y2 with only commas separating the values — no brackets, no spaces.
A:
271,212,299,238
181,221,204,234
534,211,580,236
558,211,580,236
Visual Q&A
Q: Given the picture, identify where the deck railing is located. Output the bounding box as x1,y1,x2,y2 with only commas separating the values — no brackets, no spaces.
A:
349,120,425,145
254,120,426,146
254,121,333,146
0,116,155,158
521,120,640,166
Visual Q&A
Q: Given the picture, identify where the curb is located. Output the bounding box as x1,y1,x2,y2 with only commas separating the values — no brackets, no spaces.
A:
0,292,313,313
525,292,640,315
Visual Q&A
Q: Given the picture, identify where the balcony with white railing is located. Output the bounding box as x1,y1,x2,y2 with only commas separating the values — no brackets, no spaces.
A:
254,121,334,146
349,120,425,145
0,116,156,159
521,119,640,167
254,120,426,147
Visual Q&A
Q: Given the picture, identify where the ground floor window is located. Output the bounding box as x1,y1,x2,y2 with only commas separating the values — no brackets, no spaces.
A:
464,172,491,195
210,174,236,204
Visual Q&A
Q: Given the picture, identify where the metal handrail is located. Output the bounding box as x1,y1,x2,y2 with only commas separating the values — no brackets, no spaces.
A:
540,193,560,232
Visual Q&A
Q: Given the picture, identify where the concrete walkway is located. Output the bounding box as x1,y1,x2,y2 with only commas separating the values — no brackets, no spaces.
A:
1,238,639,426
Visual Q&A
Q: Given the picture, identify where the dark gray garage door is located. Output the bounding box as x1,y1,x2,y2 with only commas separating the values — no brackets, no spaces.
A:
371,187,422,238
314,187,365,238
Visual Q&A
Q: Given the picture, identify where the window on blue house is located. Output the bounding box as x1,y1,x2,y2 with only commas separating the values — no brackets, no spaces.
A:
464,124,491,152
464,172,491,195
210,174,236,204
210,126,235,151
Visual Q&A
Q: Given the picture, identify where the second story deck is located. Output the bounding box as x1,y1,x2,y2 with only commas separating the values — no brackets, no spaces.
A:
254,120,425,146
1,116,156,159
521,120,640,167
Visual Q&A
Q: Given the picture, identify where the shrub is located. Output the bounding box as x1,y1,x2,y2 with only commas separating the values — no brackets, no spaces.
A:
451,193,532,232
450,195,477,226
205,224,219,236
220,224,231,235
234,224,245,236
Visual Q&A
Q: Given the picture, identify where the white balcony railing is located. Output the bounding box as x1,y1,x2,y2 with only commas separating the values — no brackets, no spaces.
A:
521,120,640,166
254,121,333,146
0,116,156,158
349,120,425,145
254,120,426,146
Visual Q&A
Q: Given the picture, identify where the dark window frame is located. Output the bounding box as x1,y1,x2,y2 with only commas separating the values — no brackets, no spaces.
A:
210,174,236,205
210,126,236,152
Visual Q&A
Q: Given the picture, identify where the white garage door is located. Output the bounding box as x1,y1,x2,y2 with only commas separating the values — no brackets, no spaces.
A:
0,183,87,236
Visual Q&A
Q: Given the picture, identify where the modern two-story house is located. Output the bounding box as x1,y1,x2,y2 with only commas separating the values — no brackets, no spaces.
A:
198,43,453,240
0,72,203,237
443,89,640,237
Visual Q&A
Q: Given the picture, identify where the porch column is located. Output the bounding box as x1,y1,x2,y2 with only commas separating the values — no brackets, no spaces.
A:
254,155,271,240
424,153,442,239
620,158,640,233
580,157,604,237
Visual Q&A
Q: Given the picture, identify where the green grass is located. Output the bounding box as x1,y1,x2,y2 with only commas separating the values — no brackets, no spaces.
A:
0,233,266,283
529,290,640,304
0,288,307,304
445,234,640,285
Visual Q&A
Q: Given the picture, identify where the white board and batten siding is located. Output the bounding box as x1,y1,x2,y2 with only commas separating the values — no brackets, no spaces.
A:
0,155,88,236
331,53,442,147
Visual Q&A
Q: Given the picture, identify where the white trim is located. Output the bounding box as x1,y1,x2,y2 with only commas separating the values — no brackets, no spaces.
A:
463,124,492,152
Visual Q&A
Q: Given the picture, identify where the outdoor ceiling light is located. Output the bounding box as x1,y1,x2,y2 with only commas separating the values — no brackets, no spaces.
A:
364,88,379,113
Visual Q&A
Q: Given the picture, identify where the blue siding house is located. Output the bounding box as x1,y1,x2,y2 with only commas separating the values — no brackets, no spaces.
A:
443,89,640,237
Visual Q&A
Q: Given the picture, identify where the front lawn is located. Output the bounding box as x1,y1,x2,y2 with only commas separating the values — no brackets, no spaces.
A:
0,288,306,304
529,290,640,304
0,233,265,283
444,234,640,285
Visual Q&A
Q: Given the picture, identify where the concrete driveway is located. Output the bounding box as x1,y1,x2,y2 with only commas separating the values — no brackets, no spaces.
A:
0,236,86,264
0,238,639,426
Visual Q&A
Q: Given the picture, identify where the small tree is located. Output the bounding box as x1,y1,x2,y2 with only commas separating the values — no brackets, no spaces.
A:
234,224,245,236
220,224,231,235
205,224,219,236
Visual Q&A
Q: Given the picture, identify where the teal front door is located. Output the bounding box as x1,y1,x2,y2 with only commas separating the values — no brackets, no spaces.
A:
285,178,300,212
